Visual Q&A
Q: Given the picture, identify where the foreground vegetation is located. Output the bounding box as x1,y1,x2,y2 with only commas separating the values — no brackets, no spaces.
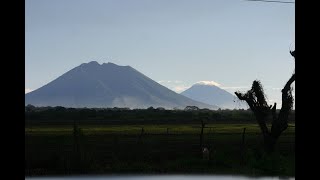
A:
25,107,295,177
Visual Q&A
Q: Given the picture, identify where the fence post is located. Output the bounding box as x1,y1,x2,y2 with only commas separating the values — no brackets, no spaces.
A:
211,127,214,147
242,128,246,146
241,127,246,165
139,127,144,139
200,120,205,150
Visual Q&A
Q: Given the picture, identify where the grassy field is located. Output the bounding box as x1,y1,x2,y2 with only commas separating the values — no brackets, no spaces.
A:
25,123,295,176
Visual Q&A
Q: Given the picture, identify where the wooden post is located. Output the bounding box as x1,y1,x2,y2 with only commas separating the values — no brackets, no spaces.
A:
242,128,246,146
73,119,79,155
211,127,214,147
200,120,205,149
241,127,246,165
139,127,144,139
72,119,81,172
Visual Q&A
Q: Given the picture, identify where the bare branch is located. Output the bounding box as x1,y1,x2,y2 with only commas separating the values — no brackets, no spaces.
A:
271,102,277,123
282,74,295,93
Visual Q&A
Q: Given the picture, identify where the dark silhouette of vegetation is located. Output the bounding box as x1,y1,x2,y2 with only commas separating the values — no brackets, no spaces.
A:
235,50,295,153
25,105,294,125
184,106,200,111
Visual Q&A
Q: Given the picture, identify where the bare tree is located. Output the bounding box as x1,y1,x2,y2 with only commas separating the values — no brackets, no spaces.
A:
235,51,295,153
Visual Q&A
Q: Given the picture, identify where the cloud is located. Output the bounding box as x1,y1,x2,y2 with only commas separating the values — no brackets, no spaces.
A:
157,80,183,84
173,85,191,93
157,80,190,93
271,87,282,90
158,80,170,83
196,81,221,87
222,86,285,92
25,88,33,94
221,86,250,90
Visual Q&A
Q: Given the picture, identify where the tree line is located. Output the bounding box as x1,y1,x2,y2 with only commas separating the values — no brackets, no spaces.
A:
25,104,294,125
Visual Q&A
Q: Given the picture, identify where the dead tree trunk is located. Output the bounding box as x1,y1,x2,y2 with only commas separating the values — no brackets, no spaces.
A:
235,51,295,153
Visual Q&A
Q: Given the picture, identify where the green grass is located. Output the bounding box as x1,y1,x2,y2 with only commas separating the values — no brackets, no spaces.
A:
26,123,291,135
25,123,295,176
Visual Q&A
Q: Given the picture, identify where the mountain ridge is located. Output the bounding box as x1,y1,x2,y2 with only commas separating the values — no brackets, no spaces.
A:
181,83,247,109
26,61,218,110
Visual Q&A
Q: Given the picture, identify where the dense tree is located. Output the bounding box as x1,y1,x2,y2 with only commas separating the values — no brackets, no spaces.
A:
184,106,199,111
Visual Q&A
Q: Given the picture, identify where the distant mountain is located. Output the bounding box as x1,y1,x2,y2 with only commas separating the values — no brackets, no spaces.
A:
25,61,218,109
181,82,247,109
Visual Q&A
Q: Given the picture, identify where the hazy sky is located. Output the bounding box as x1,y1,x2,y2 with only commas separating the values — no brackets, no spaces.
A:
25,0,295,107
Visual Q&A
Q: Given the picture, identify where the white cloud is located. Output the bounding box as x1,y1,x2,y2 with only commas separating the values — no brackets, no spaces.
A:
222,86,284,92
271,87,282,90
25,88,33,94
174,80,183,83
157,80,190,93
173,85,191,93
221,86,250,90
196,81,221,87
157,80,182,84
